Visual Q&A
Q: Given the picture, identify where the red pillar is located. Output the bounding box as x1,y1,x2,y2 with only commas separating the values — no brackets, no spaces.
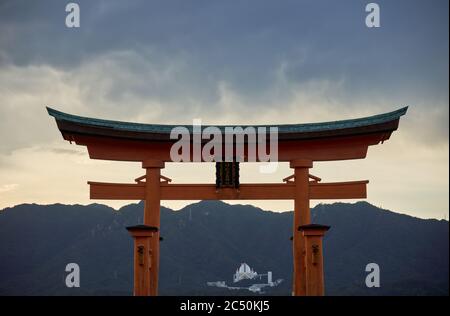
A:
126,225,159,296
290,159,312,296
298,224,330,296
142,159,164,296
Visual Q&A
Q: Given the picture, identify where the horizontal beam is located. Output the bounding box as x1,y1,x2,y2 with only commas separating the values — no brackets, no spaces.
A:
88,180,368,200
80,134,383,162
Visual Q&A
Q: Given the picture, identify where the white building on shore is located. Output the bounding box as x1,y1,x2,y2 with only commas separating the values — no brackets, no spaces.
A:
233,263,258,283
207,262,283,293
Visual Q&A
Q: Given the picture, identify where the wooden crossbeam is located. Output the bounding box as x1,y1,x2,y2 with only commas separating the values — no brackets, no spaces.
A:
88,180,368,200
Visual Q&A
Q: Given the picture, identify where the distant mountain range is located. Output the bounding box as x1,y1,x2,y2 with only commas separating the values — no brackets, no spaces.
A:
0,201,448,296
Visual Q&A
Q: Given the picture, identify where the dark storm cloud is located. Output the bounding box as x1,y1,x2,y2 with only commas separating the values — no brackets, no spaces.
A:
0,0,448,141
0,0,447,94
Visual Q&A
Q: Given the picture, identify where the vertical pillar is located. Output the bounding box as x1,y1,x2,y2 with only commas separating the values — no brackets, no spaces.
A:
290,159,313,296
142,159,164,296
126,225,159,296
298,224,330,296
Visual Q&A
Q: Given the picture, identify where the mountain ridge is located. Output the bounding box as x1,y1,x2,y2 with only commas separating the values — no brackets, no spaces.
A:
0,200,448,296
2,200,445,222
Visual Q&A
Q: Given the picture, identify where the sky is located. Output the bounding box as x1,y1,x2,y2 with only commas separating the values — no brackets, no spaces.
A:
0,0,448,219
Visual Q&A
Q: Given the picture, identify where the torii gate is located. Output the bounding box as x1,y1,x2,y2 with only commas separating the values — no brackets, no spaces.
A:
47,106,407,296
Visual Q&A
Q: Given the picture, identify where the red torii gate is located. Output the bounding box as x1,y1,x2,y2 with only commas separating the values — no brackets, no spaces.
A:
47,106,407,296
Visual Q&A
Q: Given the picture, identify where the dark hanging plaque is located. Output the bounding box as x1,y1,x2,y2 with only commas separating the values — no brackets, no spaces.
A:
215,162,240,189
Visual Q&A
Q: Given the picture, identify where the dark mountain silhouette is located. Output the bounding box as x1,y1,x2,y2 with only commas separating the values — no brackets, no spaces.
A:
0,201,447,296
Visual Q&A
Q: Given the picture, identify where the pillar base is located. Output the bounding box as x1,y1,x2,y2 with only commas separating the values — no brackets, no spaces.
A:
127,225,159,296
298,224,330,296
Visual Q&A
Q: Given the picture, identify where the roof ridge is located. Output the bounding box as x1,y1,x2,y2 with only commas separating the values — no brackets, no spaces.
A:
46,106,408,133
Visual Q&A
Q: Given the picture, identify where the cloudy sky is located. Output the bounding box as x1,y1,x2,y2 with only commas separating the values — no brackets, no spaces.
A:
0,0,448,219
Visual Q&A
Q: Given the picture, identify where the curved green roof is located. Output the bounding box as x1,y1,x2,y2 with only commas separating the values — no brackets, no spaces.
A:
47,106,407,135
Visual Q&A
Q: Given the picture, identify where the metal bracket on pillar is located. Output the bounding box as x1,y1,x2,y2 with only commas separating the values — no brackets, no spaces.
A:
283,173,322,183
135,174,172,184
308,174,322,183
283,174,295,183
